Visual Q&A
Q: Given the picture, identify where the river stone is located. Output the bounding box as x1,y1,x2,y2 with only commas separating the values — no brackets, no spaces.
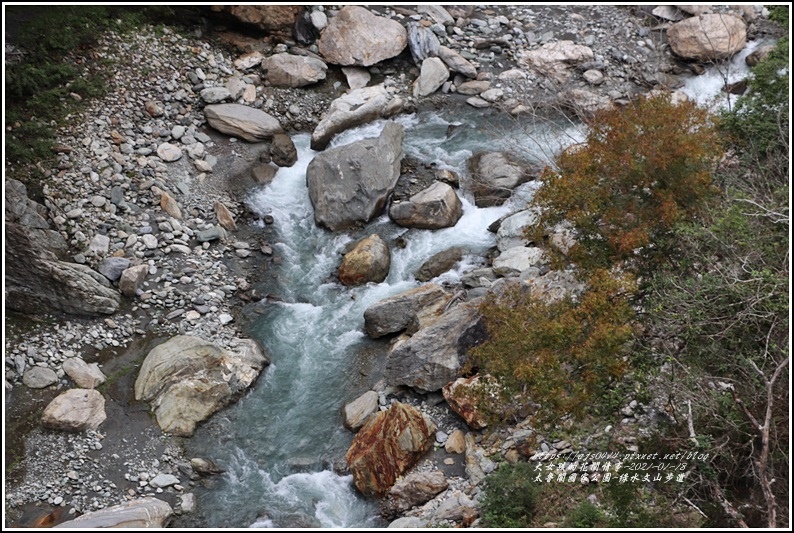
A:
667,14,746,60
234,51,265,70
214,201,237,232
6,222,120,316
209,6,300,33
5,179,50,229
456,80,490,95
62,357,106,389
196,226,227,242
560,88,613,119
346,402,436,497
493,247,546,277
468,151,534,207
307,122,403,231
149,473,180,489
318,6,407,67
389,517,428,528
445,429,466,454
53,497,172,528
364,283,449,338
311,84,395,150
438,46,477,78
342,390,379,431
97,257,131,282
382,470,448,518
119,264,148,297
518,40,594,83
204,104,283,142
261,53,328,87
338,234,391,286
22,367,58,389
417,5,455,26
159,191,182,220
134,336,269,437
496,209,539,252
390,181,462,230
200,87,231,104
414,57,449,97
42,388,106,432
415,247,466,282
384,302,486,392
270,133,297,167
443,375,488,429
431,490,477,523
341,66,371,89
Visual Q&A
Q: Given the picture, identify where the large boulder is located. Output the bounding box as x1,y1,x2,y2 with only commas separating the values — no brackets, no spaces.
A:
318,6,407,67
342,390,379,431
62,357,106,389
468,152,534,207
134,336,269,437
496,209,539,252
204,104,283,142
518,41,594,83
346,402,436,497
560,88,614,119
438,46,477,79
53,497,172,528
338,235,391,286
307,122,404,231
311,84,399,150
364,283,449,338
119,264,148,298
261,53,327,87
415,247,466,282
492,247,546,277
6,222,120,316
413,57,449,97
22,367,58,389
667,13,746,60
42,389,106,432
384,303,487,392
382,470,449,519
389,182,462,230
407,22,440,64
208,6,300,34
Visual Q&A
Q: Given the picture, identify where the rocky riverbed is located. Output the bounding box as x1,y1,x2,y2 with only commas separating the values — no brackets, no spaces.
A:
4,4,780,528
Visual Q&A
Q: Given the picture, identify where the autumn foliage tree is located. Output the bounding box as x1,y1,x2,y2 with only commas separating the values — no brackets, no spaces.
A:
532,95,721,274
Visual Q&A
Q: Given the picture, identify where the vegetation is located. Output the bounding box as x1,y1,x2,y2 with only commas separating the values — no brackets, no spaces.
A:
476,14,789,528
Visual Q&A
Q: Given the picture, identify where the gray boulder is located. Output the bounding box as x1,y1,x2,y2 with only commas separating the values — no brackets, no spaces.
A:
415,247,466,282
134,336,269,437
22,367,58,389
382,470,448,518
364,283,449,338
414,57,449,97
667,13,746,60
6,222,120,316
438,46,477,79
270,132,298,167
384,303,486,392
42,389,106,432
119,264,148,298
62,357,106,389
97,257,131,282
492,247,546,277
390,182,462,230
496,209,539,252
53,497,172,528
261,53,327,87
468,151,534,207
307,122,404,231
311,84,397,150
6,179,50,229
318,6,407,67
204,104,283,142
342,390,379,431
407,22,440,64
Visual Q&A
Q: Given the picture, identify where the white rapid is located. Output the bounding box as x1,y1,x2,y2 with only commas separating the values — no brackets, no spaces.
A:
179,109,580,528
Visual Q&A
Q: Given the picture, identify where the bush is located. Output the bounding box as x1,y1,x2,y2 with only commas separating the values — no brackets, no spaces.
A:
481,462,543,527
531,94,721,275
468,269,636,427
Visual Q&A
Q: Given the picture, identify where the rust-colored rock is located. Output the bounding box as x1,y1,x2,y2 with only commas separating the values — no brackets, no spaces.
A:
338,234,390,286
209,5,301,34
442,375,488,430
159,191,182,220
214,201,237,231
346,402,436,497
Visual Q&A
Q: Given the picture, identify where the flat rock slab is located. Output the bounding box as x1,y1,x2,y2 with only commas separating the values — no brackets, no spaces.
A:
204,104,283,142
42,389,106,432
53,497,172,528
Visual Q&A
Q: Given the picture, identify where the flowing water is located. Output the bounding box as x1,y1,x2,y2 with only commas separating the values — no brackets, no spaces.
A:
180,39,769,525
181,108,579,528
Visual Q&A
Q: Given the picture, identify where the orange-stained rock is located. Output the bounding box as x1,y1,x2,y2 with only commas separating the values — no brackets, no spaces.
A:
346,402,436,497
338,234,390,286
209,5,301,34
442,375,488,430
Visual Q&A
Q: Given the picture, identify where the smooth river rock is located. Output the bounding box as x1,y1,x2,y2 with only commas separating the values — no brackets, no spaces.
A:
42,389,107,432
53,497,172,528
318,6,407,67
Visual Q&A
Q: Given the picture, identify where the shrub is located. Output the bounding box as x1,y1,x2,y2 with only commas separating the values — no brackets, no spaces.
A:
531,94,721,275
481,462,543,527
